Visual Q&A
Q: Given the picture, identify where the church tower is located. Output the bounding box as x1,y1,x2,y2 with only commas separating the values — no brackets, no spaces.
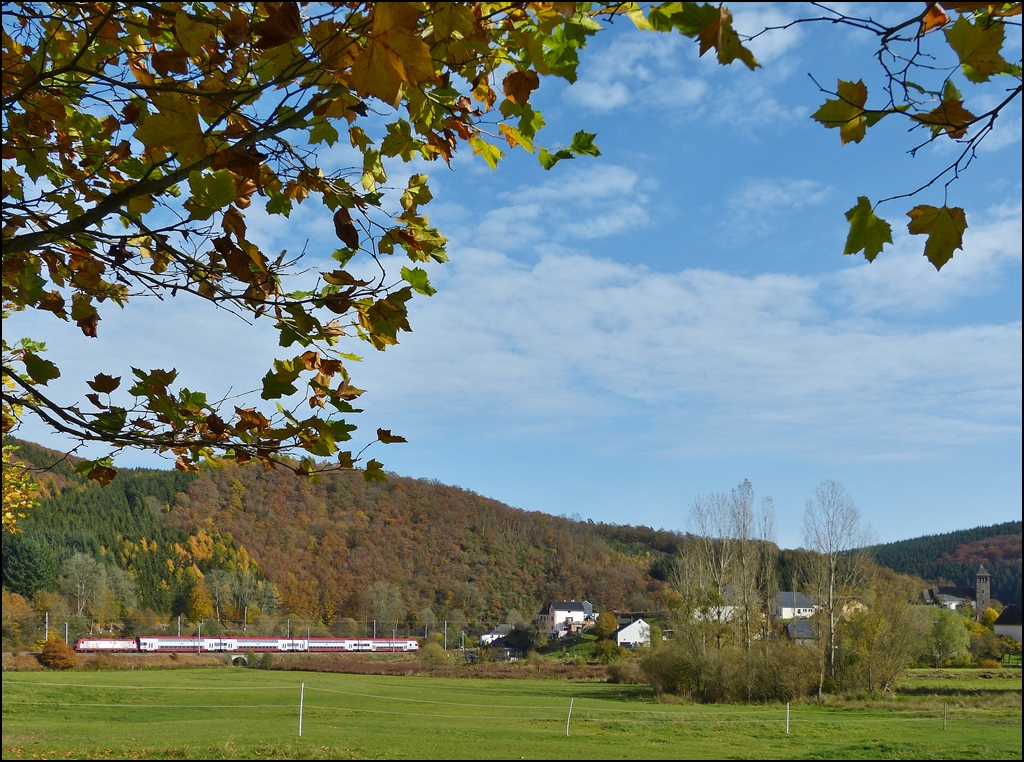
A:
975,565,991,621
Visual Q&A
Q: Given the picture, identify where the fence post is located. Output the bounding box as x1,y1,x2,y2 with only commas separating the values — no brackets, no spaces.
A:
566,697,574,737
786,702,790,735
299,682,305,737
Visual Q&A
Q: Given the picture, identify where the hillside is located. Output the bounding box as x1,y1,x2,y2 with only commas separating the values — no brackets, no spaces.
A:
4,440,663,627
6,439,1020,629
870,521,1022,604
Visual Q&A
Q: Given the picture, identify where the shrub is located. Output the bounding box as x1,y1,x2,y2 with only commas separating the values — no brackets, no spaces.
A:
85,654,113,671
607,659,644,684
257,652,274,670
977,658,1002,669
641,642,818,703
38,638,76,670
593,639,623,664
420,642,447,667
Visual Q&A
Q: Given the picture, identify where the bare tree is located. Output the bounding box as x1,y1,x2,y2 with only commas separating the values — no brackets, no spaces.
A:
205,569,233,623
678,481,776,659
802,480,874,696
58,553,105,615
758,497,779,644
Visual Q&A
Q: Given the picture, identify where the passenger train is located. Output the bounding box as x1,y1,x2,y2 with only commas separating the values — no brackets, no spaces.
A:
74,636,420,653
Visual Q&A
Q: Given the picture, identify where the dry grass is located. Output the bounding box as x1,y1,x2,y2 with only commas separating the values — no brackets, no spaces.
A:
267,652,608,680
2,651,228,671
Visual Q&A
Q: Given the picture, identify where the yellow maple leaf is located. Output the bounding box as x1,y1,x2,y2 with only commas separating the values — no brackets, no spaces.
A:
349,3,437,108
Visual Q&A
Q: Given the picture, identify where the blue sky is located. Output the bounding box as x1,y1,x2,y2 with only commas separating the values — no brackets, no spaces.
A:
9,3,1022,548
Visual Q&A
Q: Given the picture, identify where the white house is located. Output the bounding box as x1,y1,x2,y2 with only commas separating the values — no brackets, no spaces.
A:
772,592,817,620
480,624,512,646
538,601,593,636
615,618,651,648
994,605,1022,643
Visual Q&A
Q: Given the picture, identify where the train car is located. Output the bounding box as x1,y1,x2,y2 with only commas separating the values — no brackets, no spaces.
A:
306,638,419,652
74,639,139,652
93,635,421,654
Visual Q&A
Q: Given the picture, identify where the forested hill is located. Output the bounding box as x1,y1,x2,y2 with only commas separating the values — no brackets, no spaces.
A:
870,521,1022,604
5,440,665,626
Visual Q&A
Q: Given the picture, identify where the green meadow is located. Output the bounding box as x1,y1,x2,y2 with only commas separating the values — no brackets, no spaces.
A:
2,668,1020,759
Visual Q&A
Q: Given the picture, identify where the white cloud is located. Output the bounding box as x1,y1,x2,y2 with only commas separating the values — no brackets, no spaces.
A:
726,178,831,234
835,202,1023,313
731,5,805,64
473,164,651,247
352,228,1021,459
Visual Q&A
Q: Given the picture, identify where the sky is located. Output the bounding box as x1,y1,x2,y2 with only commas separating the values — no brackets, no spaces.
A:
8,3,1022,549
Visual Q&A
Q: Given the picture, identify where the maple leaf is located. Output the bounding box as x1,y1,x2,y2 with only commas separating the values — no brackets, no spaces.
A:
913,99,977,138
23,352,60,385
697,7,758,70
843,197,892,262
812,80,873,144
944,15,1011,82
87,373,121,394
920,4,951,35
252,2,304,50
907,205,968,269
350,3,437,108
376,428,408,444
333,208,360,249
174,10,212,57
503,70,540,105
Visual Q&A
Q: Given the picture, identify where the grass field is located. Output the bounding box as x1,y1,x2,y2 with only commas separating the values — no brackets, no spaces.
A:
2,668,1020,759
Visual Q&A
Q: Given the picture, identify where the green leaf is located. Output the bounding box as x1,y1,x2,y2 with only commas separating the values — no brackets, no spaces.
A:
75,458,118,486
538,147,574,170
843,197,892,262
23,351,60,385
363,459,388,482
401,266,436,296
470,136,504,170
184,170,237,220
906,205,968,270
570,130,600,157
944,15,1010,83
308,119,340,146
812,80,869,144
381,120,423,161
261,370,298,399
93,407,127,433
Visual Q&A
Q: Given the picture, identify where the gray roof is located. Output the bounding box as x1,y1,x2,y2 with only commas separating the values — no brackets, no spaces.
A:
774,592,816,609
786,620,815,640
995,605,1022,626
484,624,513,636
547,601,588,612
613,618,648,636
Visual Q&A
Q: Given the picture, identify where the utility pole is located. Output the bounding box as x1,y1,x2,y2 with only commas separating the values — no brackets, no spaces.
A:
373,619,376,638
244,606,248,631
44,611,49,641
177,615,181,636
64,622,69,644
197,622,202,653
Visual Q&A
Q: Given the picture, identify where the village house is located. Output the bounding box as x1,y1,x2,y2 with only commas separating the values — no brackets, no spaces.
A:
538,600,594,637
994,604,1022,643
772,592,817,620
480,623,512,646
614,618,651,648
785,619,816,645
